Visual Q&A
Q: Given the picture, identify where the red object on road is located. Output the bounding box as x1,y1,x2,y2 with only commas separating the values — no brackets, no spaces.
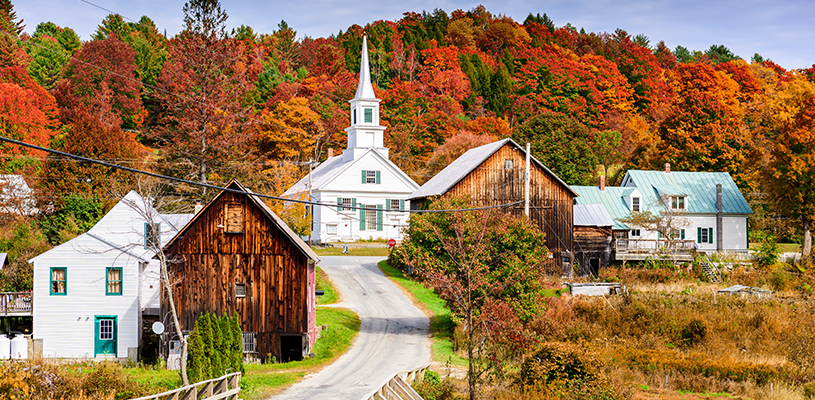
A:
388,239,396,248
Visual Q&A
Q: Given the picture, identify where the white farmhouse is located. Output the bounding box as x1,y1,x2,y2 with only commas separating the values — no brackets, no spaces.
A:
29,191,191,360
283,37,418,243
571,164,752,260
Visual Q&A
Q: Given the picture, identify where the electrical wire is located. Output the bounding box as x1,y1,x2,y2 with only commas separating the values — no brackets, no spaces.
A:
0,136,523,214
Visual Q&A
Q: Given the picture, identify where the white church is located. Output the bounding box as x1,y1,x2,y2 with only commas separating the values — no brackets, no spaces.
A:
283,37,419,243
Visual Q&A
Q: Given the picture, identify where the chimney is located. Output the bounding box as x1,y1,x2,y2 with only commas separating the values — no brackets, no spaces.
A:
664,163,671,174
194,201,203,214
327,148,334,158
599,175,605,191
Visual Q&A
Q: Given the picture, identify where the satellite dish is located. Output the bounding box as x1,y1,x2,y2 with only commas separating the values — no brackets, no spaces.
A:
151,322,165,335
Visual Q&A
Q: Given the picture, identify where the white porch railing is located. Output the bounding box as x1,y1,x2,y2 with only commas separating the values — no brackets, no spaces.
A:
0,291,32,316
615,239,696,253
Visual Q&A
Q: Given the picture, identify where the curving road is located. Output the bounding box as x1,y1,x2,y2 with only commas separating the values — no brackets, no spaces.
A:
270,256,431,400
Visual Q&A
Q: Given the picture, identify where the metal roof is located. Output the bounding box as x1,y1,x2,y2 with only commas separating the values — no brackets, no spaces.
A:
570,186,633,230
574,203,614,227
409,138,577,200
622,170,752,215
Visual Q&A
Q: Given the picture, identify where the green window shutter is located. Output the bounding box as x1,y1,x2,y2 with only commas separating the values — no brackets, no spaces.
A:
337,197,342,211
681,229,685,240
708,227,714,244
352,198,357,208
385,199,391,210
400,199,405,210
697,227,702,243
361,170,367,184
377,205,383,231
359,205,366,230
375,170,381,184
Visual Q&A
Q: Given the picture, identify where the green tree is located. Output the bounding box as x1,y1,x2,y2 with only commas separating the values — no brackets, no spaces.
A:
513,112,598,185
25,22,80,89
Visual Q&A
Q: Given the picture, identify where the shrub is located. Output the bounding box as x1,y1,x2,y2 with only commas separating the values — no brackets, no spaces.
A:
413,370,455,400
520,342,601,388
187,312,243,382
680,318,707,347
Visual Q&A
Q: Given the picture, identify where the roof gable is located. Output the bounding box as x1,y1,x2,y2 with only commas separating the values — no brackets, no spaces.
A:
164,180,319,262
284,148,418,196
622,170,752,215
410,138,577,199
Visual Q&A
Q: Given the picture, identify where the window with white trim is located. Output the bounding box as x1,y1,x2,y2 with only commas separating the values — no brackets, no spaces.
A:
366,170,377,184
364,108,373,123
671,196,685,210
390,199,401,210
327,224,338,235
504,159,513,170
341,198,353,211
632,197,640,212
630,229,641,237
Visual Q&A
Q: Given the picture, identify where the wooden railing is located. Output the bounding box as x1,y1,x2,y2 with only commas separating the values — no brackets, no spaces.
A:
361,364,429,400
130,372,241,400
615,239,695,253
0,291,32,316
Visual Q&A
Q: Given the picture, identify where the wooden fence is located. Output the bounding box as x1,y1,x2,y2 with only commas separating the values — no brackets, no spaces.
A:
130,372,241,400
362,364,429,400
0,291,32,316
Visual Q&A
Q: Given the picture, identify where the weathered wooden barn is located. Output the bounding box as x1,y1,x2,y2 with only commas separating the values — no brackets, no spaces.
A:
409,139,576,274
573,202,614,276
161,180,320,363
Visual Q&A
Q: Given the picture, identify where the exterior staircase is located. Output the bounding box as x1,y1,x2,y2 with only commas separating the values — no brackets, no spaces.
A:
699,255,722,283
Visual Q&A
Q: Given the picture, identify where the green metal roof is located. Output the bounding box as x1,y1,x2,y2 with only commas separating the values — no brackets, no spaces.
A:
571,186,632,230
622,170,752,215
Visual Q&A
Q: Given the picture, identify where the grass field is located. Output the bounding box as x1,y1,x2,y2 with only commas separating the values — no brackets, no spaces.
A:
377,260,467,366
749,242,801,252
316,266,340,305
312,246,391,257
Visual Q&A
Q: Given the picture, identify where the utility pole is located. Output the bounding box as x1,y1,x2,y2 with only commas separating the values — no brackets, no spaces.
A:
524,142,531,218
306,159,318,246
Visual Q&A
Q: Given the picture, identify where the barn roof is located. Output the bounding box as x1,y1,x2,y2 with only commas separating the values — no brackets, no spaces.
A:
409,138,577,200
163,180,320,263
574,203,614,227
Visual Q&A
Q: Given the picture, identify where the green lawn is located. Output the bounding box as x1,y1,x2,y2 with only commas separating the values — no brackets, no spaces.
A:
377,260,467,366
313,246,391,257
749,242,801,253
316,266,339,305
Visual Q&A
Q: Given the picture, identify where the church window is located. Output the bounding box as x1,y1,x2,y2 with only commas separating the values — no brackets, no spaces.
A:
352,108,357,124
362,170,380,184
366,206,377,230
364,108,373,123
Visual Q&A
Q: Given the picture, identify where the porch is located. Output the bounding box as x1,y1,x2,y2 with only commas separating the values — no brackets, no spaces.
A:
614,239,695,262
0,291,32,317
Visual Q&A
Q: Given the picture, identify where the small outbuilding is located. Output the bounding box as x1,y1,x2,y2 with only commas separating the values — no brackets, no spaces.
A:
717,285,773,299
573,203,614,276
161,180,320,363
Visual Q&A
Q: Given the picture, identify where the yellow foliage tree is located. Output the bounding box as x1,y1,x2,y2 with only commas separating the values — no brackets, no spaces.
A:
255,97,326,162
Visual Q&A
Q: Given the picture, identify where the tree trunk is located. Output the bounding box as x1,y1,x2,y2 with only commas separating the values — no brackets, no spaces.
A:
467,269,475,400
159,251,189,385
803,218,811,268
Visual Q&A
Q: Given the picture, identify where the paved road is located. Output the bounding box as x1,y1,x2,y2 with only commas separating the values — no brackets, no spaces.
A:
270,256,431,400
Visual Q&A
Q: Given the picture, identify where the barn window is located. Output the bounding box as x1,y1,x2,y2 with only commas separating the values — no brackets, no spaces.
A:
225,202,243,233
504,159,513,170
106,267,122,295
235,283,247,298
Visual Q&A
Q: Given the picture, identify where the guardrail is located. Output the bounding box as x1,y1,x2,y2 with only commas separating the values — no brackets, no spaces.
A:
0,291,32,316
130,372,241,400
361,364,429,400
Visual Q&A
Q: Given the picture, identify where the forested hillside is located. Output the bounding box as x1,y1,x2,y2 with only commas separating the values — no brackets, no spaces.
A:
0,0,814,290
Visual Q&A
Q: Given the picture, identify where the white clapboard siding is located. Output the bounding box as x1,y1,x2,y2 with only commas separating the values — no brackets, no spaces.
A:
31,191,188,359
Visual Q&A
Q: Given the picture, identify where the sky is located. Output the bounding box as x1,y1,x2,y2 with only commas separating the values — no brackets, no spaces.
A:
14,0,815,70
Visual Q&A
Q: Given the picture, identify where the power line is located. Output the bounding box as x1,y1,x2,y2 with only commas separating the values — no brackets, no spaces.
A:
0,136,523,214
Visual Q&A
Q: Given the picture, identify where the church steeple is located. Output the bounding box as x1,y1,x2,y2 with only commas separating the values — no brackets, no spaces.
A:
343,36,388,161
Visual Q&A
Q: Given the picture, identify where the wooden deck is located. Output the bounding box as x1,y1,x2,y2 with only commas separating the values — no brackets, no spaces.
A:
1,292,32,317
614,239,695,261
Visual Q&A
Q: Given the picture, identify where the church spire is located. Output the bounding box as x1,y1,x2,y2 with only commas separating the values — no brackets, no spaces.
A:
354,36,377,100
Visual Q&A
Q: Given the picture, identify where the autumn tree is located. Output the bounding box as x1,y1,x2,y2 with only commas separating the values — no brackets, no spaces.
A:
762,73,815,265
254,97,325,162
54,35,145,130
93,15,169,89
150,0,260,193
0,0,27,69
0,66,59,172
393,197,549,400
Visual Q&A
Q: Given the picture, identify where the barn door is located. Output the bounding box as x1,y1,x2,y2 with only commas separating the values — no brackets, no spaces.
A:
94,316,117,357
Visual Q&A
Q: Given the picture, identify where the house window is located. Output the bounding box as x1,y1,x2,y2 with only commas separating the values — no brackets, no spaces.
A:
366,206,377,230
341,198,353,211
630,229,641,237
327,224,338,235
106,267,122,295
390,199,401,210
225,202,243,233
364,108,373,123
50,267,66,295
671,196,685,210
362,170,380,184
236,283,247,298
504,159,513,170
632,197,640,212
680,229,686,240
144,222,160,248
698,227,714,244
